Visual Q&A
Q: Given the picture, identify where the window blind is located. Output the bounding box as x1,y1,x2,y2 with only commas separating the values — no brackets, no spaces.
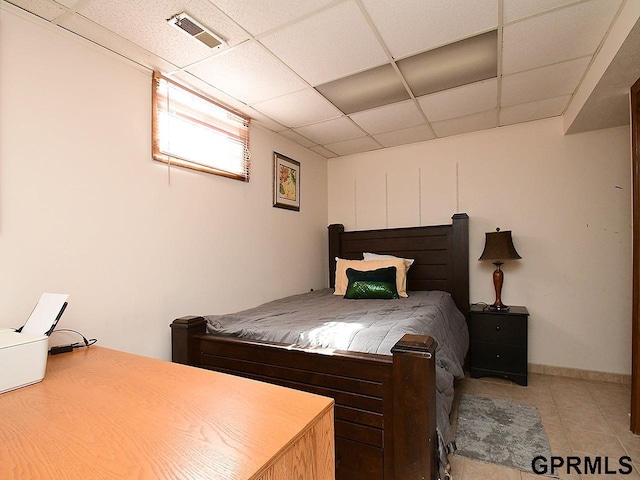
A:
152,72,250,181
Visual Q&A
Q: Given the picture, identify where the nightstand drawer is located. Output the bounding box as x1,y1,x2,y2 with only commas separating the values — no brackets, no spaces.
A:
470,341,527,374
469,313,527,345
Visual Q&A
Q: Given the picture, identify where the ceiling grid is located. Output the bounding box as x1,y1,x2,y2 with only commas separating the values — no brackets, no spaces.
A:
4,0,634,157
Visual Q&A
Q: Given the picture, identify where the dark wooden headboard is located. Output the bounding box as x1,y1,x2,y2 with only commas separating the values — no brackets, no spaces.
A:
328,213,469,317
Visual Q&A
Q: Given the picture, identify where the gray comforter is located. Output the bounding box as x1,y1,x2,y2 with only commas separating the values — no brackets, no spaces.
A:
204,288,469,452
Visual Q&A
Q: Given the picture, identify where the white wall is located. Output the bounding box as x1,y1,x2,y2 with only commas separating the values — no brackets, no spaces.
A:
0,8,328,361
328,118,632,375
2,6,632,376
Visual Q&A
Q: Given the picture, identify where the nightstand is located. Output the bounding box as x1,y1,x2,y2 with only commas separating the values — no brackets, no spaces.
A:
469,304,529,386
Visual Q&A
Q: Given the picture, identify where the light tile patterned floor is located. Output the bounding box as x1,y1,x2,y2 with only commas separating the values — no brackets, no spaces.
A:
449,374,640,479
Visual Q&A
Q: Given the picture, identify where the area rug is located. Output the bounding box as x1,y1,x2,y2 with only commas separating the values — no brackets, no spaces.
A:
455,394,554,475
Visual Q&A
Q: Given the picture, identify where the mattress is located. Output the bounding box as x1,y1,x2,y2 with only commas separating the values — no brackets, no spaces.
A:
204,288,469,451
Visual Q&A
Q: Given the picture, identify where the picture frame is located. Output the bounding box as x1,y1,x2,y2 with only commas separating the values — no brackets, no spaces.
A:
273,152,300,211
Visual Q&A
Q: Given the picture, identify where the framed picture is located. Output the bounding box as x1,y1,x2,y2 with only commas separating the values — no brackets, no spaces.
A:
273,152,300,211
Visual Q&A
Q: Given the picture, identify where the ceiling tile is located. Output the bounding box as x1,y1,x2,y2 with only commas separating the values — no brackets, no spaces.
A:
503,0,581,23
75,0,250,67
172,71,248,111
373,125,436,148
500,95,570,126
9,0,65,20
51,0,82,8
361,0,497,59
56,13,179,72
501,57,590,107
417,79,497,123
431,109,497,137
324,136,382,156
185,41,307,104
277,129,317,148
502,0,622,74
294,117,366,145
237,107,287,132
251,88,342,127
310,145,339,158
350,100,425,135
211,0,335,36
259,1,389,86
316,64,409,114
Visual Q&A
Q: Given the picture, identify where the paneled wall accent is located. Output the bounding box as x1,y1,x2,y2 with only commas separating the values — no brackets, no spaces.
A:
328,118,632,375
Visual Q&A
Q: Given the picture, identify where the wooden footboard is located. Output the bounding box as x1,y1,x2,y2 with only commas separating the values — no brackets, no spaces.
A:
171,316,438,480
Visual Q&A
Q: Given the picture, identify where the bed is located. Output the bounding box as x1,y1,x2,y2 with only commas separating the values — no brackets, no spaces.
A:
171,213,469,480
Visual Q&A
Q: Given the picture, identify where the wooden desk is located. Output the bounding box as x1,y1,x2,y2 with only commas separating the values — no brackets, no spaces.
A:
0,346,335,479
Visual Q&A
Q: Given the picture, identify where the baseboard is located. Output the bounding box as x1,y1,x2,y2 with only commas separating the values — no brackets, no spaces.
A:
529,363,631,386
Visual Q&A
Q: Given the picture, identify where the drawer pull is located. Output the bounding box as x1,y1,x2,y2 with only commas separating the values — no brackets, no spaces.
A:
496,354,500,359
495,325,500,331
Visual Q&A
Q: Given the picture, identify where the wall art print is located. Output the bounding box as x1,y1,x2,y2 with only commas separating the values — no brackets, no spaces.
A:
273,152,300,211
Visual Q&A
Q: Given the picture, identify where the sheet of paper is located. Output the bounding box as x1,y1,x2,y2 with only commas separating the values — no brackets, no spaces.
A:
21,293,69,336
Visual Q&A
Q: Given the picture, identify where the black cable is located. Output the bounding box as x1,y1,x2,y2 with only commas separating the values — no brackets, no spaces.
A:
48,329,97,354
472,301,490,311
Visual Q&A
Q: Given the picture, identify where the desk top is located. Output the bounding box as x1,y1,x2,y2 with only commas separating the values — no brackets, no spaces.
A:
0,346,333,479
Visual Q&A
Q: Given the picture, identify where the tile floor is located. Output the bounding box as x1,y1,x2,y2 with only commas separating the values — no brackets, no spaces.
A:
449,374,640,479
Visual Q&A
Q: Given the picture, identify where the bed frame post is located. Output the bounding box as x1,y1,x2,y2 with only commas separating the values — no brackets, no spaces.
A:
452,213,470,318
328,224,345,288
171,316,207,365
391,334,438,480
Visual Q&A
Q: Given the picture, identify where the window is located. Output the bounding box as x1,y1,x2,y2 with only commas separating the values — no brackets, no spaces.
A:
152,72,250,181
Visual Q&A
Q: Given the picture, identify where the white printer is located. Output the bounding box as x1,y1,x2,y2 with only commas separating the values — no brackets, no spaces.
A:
0,293,68,394
0,329,49,394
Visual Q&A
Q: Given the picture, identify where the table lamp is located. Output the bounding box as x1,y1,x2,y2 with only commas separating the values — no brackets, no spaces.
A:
478,227,521,311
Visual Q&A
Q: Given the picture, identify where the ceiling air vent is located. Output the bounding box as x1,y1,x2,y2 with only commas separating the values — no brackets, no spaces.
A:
167,12,225,49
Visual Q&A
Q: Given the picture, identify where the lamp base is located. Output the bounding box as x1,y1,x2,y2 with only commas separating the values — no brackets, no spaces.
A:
488,262,510,312
487,303,510,312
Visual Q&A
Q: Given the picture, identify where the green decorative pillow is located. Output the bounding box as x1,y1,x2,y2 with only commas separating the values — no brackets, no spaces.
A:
344,267,399,299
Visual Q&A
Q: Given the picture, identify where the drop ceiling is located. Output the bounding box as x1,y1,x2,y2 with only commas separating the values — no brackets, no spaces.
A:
4,0,639,158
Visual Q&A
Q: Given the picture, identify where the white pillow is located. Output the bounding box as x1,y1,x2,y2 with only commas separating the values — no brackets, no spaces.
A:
363,252,415,268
